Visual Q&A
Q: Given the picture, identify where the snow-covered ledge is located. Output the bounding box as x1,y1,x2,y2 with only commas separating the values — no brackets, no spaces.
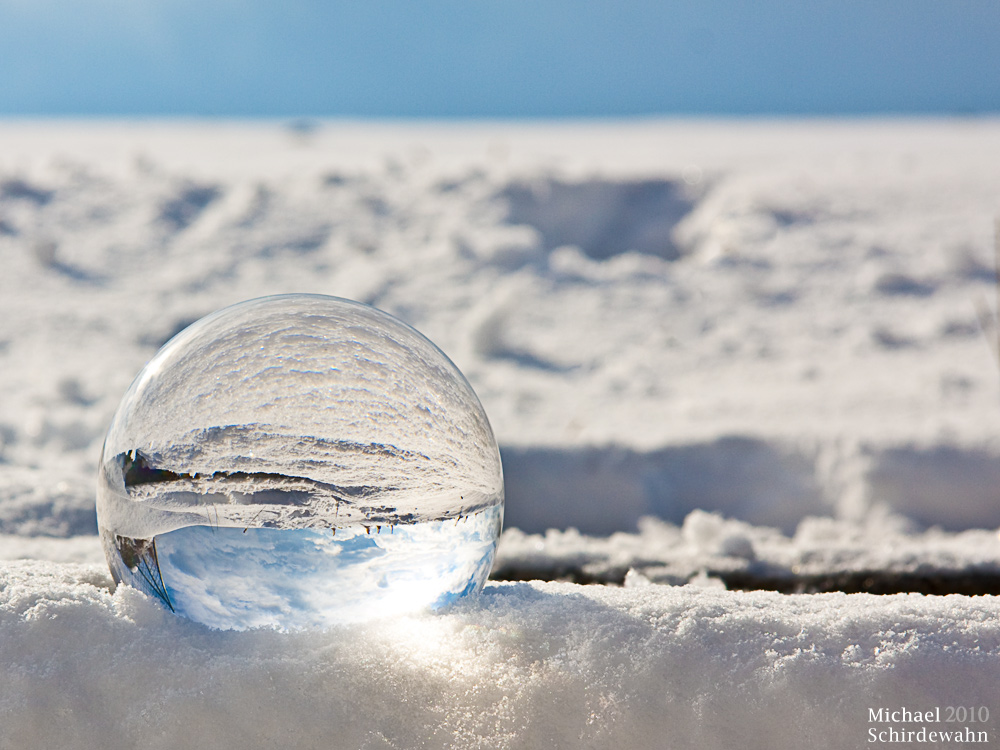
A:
1,559,997,750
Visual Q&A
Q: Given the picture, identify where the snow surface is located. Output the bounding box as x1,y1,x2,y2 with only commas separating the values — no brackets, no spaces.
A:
2,560,1000,750
3,119,1000,747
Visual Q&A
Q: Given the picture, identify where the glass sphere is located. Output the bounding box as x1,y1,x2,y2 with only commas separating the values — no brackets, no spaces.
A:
96,294,503,630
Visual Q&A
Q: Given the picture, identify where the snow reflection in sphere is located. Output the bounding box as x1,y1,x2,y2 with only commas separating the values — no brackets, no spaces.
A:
96,294,504,630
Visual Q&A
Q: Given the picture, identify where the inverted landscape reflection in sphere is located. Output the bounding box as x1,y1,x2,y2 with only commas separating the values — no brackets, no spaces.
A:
95,294,504,630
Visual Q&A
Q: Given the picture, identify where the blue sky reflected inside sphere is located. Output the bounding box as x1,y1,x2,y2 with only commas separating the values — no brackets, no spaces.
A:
133,506,502,630
0,0,998,117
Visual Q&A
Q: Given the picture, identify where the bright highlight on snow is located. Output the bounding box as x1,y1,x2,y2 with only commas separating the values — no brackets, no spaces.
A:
95,294,504,629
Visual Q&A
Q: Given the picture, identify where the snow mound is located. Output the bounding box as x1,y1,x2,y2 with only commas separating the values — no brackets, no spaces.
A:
2,559,999,750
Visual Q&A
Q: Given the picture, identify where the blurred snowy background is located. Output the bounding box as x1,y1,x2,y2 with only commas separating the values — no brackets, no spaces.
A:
2,119,1000,541
3,3,1000,749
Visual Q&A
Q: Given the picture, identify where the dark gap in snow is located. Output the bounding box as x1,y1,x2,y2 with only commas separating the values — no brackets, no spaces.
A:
499,177,697,261
491,564,1000,596
115,449,366,512
120,450,185,486
721,568,1000,596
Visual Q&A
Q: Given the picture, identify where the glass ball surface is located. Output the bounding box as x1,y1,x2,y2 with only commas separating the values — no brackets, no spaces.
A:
96,294,503,630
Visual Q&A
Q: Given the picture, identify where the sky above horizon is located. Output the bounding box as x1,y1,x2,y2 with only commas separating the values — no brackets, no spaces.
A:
1,0,998,118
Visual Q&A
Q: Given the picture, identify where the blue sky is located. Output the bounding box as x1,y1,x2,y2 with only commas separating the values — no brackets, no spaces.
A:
1,0,998,118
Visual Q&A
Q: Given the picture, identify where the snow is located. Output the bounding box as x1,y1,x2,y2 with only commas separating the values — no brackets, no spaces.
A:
495,511,1000,593
3,560,999,750
2,118,1000,747
4,119,1000,537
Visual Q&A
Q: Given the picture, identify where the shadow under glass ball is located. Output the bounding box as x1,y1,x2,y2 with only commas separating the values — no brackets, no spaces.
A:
96,294,504,630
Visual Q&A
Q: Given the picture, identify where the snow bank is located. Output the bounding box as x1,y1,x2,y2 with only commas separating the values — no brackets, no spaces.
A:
2,559,998,750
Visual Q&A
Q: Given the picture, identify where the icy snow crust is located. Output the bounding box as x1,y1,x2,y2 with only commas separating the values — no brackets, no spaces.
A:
3,120,1000,747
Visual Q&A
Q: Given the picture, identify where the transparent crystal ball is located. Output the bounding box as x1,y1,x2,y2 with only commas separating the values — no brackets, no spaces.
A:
96,294,504,630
